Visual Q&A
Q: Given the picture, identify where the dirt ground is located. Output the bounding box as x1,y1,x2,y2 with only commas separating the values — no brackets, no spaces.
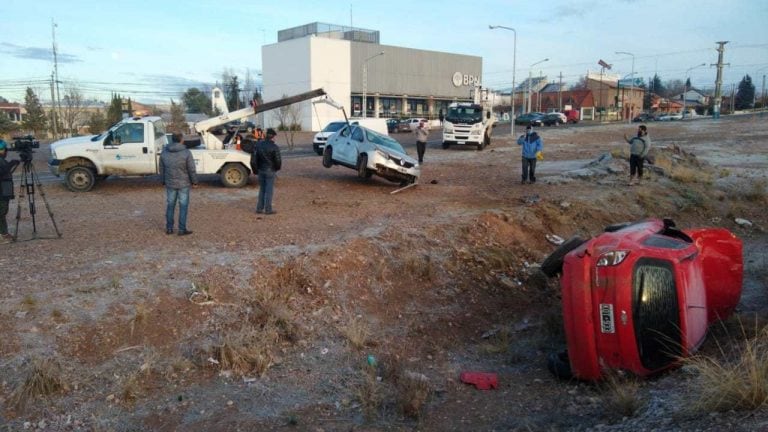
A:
1,115,767,431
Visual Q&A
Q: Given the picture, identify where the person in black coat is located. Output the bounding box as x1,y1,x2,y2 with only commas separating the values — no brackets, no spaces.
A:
0,140,20,243
253,128,282,215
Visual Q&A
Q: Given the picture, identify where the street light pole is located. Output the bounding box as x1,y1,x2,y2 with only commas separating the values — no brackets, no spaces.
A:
362,51,385,118
489,25,516,136
683,63,706,118
528,58,548,114
615,51,634,123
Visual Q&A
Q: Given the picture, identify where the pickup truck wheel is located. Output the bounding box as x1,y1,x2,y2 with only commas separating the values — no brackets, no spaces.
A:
221,163,248,188
540,236,586,278
442,142,450,149
65,166,95,192
476,141,485,151
357,154,372,179
322,147,333,168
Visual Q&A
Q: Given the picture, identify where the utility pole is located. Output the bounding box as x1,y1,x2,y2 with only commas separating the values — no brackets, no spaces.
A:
711,41,729,119
558,72,563,111
51,19,63,133
730,83,735,114
49,73,58,139
762,74,766,113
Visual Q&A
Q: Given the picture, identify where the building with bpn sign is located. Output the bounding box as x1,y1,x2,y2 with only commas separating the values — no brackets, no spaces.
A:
262,22,482,131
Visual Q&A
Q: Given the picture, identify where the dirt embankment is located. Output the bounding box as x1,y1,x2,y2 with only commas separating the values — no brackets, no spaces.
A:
1,116,767,431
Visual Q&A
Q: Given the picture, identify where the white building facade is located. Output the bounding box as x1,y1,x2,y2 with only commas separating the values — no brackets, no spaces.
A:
262,23,482,131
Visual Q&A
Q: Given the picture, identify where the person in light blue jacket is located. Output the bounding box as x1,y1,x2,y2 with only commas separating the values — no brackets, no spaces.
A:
517,124,543,184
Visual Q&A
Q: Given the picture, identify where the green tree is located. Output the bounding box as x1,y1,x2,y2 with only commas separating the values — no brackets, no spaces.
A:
168,100,188,134
650,74,666,97
87,109,107,135
22,87,47,135
106,93,123,125
225,75,241,111
182,88,212,114
735,74,755,110
0,111,18,136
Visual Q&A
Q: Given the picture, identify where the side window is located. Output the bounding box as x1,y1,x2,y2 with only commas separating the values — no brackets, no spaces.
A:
114,123,145,144
152,120,166,139
351,127,364,142
339,126,351,138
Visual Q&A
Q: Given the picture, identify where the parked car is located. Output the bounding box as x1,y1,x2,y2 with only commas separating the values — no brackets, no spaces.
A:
657,112,683,121
563,109,580,124
541,218,743,381
313,121,348,155
514,112,545,126
386,119,399,133
632,113,656,122
406,118,428,132
542,112,567,126
386,118,411,133
215,120,256,135
322,124,420,185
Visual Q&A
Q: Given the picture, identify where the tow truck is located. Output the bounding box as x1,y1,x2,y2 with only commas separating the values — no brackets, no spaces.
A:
48,89,326,192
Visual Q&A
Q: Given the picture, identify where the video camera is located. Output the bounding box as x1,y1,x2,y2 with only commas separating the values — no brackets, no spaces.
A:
9,135,40,163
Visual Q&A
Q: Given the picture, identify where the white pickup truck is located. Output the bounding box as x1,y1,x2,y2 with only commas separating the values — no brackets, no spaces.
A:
48,89,328,192
48,116,252,192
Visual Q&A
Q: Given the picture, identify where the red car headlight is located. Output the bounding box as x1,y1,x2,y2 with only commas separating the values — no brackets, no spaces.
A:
596,250,629,267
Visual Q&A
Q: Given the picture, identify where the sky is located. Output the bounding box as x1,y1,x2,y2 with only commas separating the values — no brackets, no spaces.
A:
1,0,766,105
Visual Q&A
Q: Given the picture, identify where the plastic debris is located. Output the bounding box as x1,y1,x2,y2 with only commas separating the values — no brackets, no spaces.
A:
460,371,499,390
546,234,565,245
735,218,753,227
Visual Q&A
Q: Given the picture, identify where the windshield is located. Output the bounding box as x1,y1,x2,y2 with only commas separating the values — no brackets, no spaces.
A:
91,120,124,142
365,129,405,154
445,105,483,124
322,122,347,133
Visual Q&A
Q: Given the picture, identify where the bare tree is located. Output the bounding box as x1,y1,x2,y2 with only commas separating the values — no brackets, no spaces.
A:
270,94,302,150
62,85,86,136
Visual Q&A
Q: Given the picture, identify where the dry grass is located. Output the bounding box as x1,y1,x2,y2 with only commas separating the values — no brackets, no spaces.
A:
479,327,510,355
120,374,142,406
340,317,371,349
635,188,655,212
599,370,644,418
9,358,67,412
356,364,383,422
685,322,768,413
21,295,36,311
214,325,279,377
741,178,767,202
130,303,149,337
397,371,430,419
402,252,436,282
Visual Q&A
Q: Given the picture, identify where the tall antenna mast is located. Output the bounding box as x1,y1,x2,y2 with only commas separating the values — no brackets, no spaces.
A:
350,3,353,28
51,18,62,135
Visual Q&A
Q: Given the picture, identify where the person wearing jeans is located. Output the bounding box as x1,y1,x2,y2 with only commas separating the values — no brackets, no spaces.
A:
516,124,543,184
160,133,197,235
253,128,282,214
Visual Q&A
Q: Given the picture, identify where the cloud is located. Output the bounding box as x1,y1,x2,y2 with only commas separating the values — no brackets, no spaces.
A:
0,42,82,63
537,5,588,22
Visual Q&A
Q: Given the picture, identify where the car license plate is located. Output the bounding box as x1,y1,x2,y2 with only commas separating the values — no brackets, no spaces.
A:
600,304,615,333
457,141,465,144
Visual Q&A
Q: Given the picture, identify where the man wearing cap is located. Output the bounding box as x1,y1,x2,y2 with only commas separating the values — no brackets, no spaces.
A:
0,139,21,243
253,128,282,215
516,124,543,184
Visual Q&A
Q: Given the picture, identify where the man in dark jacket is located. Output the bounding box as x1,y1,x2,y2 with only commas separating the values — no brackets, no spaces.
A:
253,128,282,215
160,133,198,235
0,140,20,243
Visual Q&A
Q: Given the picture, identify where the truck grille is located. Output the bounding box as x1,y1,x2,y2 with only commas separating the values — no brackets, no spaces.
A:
632,258,681,371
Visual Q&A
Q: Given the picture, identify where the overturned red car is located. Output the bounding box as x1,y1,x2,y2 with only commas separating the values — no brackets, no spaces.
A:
541,218,743,381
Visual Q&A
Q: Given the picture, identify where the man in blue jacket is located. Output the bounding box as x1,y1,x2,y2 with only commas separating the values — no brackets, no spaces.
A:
160,133,198,235
517,124,543,184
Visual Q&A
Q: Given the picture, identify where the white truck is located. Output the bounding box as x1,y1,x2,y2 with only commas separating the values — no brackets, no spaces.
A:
48,89,326,192
441,85,495,151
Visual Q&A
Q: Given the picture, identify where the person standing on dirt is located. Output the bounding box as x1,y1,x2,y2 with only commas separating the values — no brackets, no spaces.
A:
0,140,20,243
160,132,198,235
254,128,282,215
517,124,543,184
624,124,651,186
415,119,429,164
438,110,444,126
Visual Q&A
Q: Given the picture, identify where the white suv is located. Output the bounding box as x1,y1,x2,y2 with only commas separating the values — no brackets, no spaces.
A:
322,124,420,185
312,121,348,155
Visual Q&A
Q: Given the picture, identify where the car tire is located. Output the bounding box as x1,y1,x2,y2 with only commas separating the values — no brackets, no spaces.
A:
476,141,484,151
220,163,248,188
322,147,333,168
357,154,372,179
65,166,96,192
540,236,586,278
442,142,450,149
547,351,573,380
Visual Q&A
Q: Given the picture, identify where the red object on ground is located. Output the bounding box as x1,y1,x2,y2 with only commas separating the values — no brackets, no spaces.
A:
460,372,499,390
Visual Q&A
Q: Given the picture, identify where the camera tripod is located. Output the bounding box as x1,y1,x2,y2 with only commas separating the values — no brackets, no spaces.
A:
13,158,62,241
